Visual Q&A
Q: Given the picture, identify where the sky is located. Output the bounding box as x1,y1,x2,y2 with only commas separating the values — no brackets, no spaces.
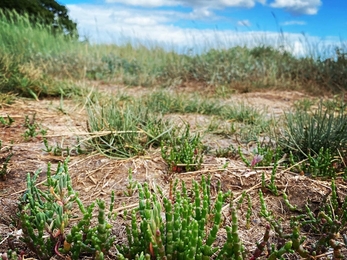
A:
58,0,347,57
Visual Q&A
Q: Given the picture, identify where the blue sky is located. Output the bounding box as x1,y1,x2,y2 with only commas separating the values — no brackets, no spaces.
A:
58,0,346,56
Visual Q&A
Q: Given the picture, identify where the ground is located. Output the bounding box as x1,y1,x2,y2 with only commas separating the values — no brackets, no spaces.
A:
0,83,345,259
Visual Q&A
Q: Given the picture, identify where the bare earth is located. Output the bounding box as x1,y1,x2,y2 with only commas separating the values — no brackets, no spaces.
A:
0,84,345,259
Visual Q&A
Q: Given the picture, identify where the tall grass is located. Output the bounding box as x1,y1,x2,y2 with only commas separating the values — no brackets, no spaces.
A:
1,10,347,98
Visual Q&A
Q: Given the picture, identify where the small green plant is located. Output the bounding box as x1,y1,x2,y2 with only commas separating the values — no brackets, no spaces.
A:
0,140,13,181
18,158,115,260
215,144,237,158
161,124,204,173
306,147,338,178
261,161,279,195
43,136,85,156
258,178,347,258
0,115,14,126
258,189,306,258
118,176,246,259
23,113,40,140
124,169,138,197
43,137,53,153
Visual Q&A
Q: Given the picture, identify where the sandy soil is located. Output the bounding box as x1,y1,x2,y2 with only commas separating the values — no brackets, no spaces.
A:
0,84,345,259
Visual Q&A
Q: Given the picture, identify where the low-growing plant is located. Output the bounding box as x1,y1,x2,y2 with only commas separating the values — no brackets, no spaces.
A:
0,115,14,126
43,136,85,157
261,161,279,196
215,144,237,158
221,102,264,125
118,176,246,259
87,99,173,158
161,124,204,173
22,114,40,140
252,143,285,167
278,100,347,163
124,169,138,197
259,178,347,258
258,190,308,258
143,90,223,116
18,158,115,260
43,139,72,156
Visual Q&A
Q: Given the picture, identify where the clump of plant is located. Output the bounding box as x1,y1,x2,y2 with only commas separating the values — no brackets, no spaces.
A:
0,140,13,181
118,176,246,259
87,99,173,158
161,124,204,173
18,158,115,260
277,100,347,177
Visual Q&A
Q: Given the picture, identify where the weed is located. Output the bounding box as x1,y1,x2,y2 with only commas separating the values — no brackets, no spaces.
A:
143,90,223,116
238,147,251,167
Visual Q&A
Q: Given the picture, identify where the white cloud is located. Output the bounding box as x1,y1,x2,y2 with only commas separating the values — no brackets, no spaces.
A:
270,0,322,15
237,20,251,26
281,20,306,26
105,0,265,9
66,3,341,58
105,0,176,7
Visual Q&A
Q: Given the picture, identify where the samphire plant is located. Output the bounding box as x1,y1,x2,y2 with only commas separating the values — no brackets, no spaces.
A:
161,123,204,173
118,176,246,259
18,158,115,260
258,177,347,258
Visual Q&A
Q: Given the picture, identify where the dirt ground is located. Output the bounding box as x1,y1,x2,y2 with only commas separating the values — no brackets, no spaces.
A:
0,84,346,259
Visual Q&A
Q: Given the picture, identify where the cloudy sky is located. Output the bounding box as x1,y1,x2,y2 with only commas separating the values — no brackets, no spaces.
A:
58,0,346,56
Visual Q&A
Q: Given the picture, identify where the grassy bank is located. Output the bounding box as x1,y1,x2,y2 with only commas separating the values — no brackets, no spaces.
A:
1,11,347,99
